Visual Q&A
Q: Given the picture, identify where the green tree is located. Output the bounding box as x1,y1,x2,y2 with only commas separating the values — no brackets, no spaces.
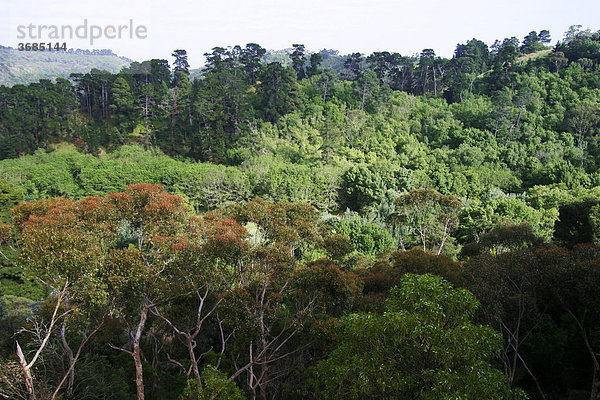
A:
257,63,299,123
291,44,307,80
344,52,363,80
389,189,462,254
306,52,323,78
0,179,23,222
538,30,551,44
179,365,245,400
356,70,379,110
240,43,266,83
313,274,525,400
172,49,190,87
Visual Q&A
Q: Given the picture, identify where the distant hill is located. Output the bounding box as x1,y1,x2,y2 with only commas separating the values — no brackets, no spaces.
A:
263,48,347,74
188,48,348,82
0,46,131,86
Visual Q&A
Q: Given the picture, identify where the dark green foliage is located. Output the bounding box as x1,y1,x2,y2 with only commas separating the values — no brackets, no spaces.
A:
258,62,299,122
554,198,600,246
312,274,525,400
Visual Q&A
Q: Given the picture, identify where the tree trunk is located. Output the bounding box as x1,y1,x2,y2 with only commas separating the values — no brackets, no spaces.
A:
16,342,35,400
591,363,600,400
187,336,200,378
144,94,150,150
133,306,149,400
60,325,75,397
361,87,366,110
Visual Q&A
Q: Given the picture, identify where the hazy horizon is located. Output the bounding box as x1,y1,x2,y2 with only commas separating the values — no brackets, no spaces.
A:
1,0,599,68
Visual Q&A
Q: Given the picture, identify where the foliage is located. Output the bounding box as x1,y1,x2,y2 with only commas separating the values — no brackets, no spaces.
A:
179,365,244,400
312,274,525,399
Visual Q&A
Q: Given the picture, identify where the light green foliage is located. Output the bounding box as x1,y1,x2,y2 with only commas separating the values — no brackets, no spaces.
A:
342,162,416,210
458,193,558,242
327,211,395,256
179,365,245,400
390,189,462,254
0,179,23,222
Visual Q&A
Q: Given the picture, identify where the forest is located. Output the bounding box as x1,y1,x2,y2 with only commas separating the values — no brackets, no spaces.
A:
0,25,600,399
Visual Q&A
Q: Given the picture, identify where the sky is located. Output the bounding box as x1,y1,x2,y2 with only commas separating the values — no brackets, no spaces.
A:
1,0,599,68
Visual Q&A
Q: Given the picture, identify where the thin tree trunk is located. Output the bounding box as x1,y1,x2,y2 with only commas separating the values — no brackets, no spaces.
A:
60,325,75,397
15,284,68,400
16,342,35,400
187,336,199,378
133,305,149,400
361,86,366,110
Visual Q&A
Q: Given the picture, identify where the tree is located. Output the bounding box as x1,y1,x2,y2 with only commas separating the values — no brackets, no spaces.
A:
460,222,544,257
463,247,549,397
13,184,195,400
389,189,462,254
538,30,551,44
225,198,322,258
290,259,361,317
240,43,266,84
366,51,392,84
542,245,600,400
195,46,251,159
332,214,395,256
356,70,378,111
257,63,299,123
491,38,520,87
306,53,323,78
151,216,250,380
172,49,190,87
111,77,137,136
312,274,525,399
222,244,307,400
291,44,306,80
567,105,600,152
12,197,110,399
0,179,23,222
416,49,443,95
343,52,363,81
522,31,543,54
548,51,568,72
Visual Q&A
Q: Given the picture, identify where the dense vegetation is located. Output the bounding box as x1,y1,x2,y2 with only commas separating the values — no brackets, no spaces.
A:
1,25,600,399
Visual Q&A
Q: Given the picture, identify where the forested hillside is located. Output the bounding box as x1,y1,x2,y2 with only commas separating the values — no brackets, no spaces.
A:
1,26,600,400
0,46,130,86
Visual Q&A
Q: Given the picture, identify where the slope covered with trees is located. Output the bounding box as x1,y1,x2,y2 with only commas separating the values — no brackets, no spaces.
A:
1,26,600,399
0,46,130,86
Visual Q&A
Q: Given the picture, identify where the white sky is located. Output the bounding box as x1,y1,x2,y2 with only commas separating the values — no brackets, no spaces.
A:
1,0,599,68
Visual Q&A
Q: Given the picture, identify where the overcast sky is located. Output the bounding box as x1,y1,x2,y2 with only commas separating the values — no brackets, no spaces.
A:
1,0,599,68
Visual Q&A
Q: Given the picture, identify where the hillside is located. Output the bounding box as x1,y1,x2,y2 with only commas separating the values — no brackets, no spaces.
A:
0,46,130,86
2,27,600,400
